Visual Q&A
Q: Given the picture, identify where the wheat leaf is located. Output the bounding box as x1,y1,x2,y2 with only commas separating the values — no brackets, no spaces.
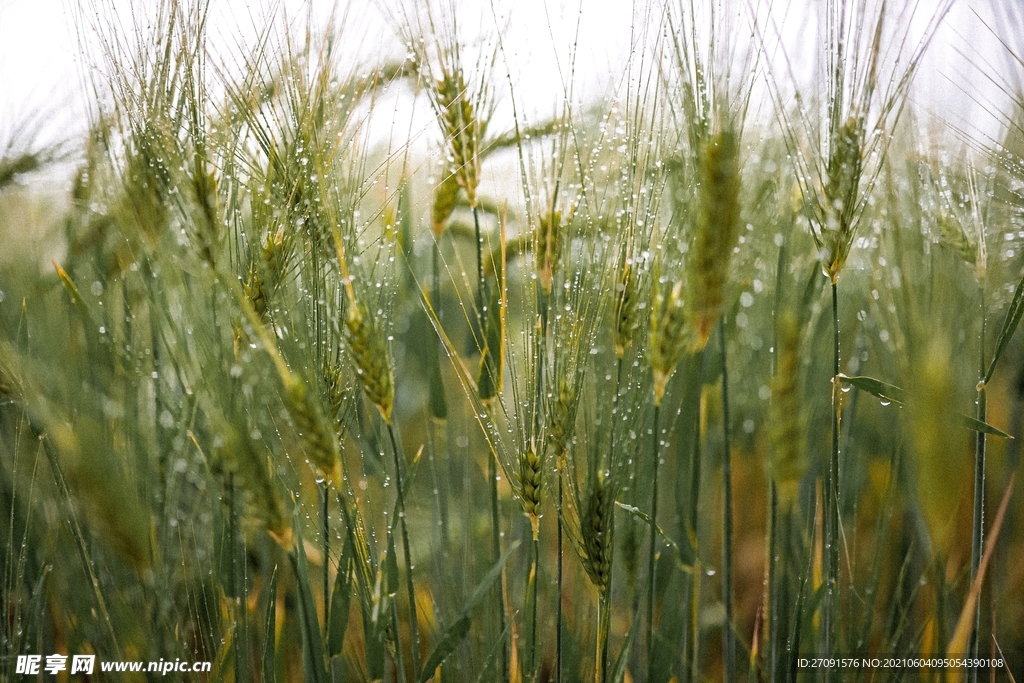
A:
837,374,907,405
327,536,353,657
984,272,1024,385
960,415,1011,439
839,375,1010,437
290,513,329,683
262,565,279,683
416,541,519,683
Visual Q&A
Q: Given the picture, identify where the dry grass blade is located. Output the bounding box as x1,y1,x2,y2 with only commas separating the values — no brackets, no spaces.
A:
947,475,1015,669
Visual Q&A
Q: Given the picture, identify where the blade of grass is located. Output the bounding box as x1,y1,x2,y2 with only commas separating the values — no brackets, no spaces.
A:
417,541,519,683
983,271,1024,385
263,565,279,683
719,319,736,682
947,475,1015,676
327,535,353,657
838,375,1011,437
291,508,330,683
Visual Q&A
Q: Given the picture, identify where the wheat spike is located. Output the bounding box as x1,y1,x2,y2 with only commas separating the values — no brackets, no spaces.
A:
435,71,485,208
935,211,977,266
582,473,615,595
649,278,687,406
545,375,577,461
284,373,341,484
243,261,269,323
477,282,505,401
0,354,20,402
261,226,288,290
520,444,543,538
820,116,864,281
332,227,395,423
691,130,741,349
613,258,640,359
323,359,346,426
768,310,806,508
345,300,395,424
432,168,461,236
537,210,562,295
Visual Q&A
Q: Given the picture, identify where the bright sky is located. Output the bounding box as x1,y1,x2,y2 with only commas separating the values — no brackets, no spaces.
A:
1,0,1021,153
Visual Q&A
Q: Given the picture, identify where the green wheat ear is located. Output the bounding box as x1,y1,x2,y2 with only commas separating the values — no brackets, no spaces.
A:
283,372,342,485
520,442,543,538
332,226,395,423
768,309,807,509
649,276,688,406
537,210,562,296
432,167,461,236
819,116,866,282
477,283,505,401
345,300,395,424
613,255,641,359
582,472,615,596
691,129,741,350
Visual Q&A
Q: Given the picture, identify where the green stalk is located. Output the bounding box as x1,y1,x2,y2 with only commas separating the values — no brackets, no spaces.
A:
474,202,507,682
392,602,408,683
767,485,780,683
529,285,549,683
686,401,704,683
227,474,243,683
646,401,661,667
473,205,488,341
529,533,540,679
596,592,611,683
320,481,330,638
825,280,840,675
556,473,564,683
719,319,735,682
596,357,625,681
490,451,507,683
432,241,452,550
968,282,987,679
386,421,421,675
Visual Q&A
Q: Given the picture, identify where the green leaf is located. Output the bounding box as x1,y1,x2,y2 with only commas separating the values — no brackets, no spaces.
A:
262,566,279,683
985,272,1024,385
609,612,640,683
54,261,86,309
385,529,400,598
362,600,386,681
467,540,520,611
961,414,1012,439
801,262,826,315
839,375,1010,438
614,503,683,557
428,337,449,420
290,513,330,683
327,536,353,657
473,616,516,683
416,541,519,682
837,375,907,405
417,615,471,683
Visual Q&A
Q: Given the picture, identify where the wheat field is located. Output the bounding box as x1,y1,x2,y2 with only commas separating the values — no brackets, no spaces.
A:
2,0,1024,681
